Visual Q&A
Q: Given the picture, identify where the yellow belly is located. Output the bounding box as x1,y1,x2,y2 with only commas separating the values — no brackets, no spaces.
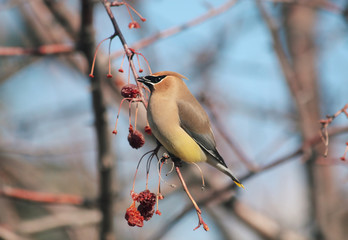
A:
147,98,206,163
160,128,207,163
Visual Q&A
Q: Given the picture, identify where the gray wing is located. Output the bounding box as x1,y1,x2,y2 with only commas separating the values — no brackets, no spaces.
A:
177,99,228,167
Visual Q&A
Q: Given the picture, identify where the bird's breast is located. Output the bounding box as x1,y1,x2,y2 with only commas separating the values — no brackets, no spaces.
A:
147,97,206,163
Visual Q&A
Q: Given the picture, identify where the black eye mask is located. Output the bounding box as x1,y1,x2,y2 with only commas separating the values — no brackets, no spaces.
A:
144,75,166,83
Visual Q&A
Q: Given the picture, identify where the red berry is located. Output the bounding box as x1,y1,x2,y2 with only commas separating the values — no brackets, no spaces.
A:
121,84,139,99
128,21,140,29
157,193,164,200
138,203,155,221
125,204,144,227
136,190,156,221
137,190,156,206
131,191,139,201
144,126,152,135
128,130,145,149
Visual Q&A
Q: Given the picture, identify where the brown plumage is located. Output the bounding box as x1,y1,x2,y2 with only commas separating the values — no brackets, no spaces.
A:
137,71,243,188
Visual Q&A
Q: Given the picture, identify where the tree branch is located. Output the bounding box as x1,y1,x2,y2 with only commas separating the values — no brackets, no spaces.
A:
233,200,307,240
80,1,114,240
0,185,94,207
203,97,258,172
0,44,74,56
17,209,101,235
148,125,348,240
101,0,147,106
111,0,238,60
0,226,28,240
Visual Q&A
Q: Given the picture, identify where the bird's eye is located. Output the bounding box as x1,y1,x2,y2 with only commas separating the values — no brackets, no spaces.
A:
144,75,166,83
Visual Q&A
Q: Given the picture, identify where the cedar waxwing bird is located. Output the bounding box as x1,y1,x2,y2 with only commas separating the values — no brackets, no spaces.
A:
137,71,244,188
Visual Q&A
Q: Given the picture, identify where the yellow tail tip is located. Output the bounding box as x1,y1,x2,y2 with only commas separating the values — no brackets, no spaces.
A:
234,181,245,189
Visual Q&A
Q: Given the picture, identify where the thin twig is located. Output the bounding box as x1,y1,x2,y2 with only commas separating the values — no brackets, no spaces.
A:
319,103,348,157
0,44,74,56
101,0,147,107
17,210,101,235
0,226,28,240
111,0,238,60
0,185,93,206
233,200,307,240
148,125,348,240
256,0,301,96
264,0,342,13
175,166,209,231
203,97,258,172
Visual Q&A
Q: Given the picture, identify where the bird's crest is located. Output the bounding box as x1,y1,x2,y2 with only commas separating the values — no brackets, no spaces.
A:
152,71,188,80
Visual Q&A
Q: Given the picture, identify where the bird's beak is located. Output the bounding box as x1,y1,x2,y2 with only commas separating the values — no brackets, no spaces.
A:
137,76,147,84
137,76,153,88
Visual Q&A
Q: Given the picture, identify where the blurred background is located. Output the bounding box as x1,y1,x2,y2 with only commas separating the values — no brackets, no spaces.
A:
1,0,348,239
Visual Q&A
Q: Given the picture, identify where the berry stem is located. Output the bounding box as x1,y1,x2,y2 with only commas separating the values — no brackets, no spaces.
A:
124,2,146,21
119,53,126,72
128,100,132,126
138,52,152,74
341,144,348,161
89,37,109,77
113,98,132,134
102,0,147,107
107,38,113,77
124,4,135,23
175,166,209,231
132,169,138,192
134,103,139,130
127,60,131,84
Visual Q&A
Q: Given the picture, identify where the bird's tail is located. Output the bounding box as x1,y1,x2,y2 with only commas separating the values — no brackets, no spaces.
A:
207,158,245,189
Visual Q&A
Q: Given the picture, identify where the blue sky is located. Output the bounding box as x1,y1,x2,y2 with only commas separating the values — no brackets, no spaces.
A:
1,0,348,239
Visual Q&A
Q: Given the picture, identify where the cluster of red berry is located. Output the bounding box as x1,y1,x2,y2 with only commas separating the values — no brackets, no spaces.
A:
125,202,144,227
125,190,157,227
112,83,152,148
137,190,156,220
121,84,139,99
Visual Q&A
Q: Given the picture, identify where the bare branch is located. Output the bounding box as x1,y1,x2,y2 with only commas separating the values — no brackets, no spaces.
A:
0,44,74,56
319,103,348,157
175,165,209,231
256,0,301,97
111,0,238,60
0,226,28,240
0,185,94,207
203,97,259,172
101,0,147,106
263,0,342,13
17,210,101,235
234,200,307,240
148,125,348,240
80,1,114,239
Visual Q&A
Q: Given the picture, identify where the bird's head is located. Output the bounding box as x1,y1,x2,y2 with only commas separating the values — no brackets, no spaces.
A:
137,71,188,92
